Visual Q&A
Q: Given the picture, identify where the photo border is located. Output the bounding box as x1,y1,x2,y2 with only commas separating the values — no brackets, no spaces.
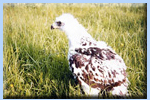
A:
1,0,149,100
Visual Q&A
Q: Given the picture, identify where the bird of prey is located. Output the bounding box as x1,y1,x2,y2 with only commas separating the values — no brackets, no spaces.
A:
51,13,129,97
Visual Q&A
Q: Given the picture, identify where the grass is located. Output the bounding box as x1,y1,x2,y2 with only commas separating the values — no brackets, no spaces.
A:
3,3,147,99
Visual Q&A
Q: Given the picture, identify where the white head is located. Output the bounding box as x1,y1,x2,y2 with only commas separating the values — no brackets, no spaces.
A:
51,13,84,32
51,13,80,32
51,13,92,48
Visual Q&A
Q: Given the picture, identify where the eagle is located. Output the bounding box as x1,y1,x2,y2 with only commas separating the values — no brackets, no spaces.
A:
51,13,129,97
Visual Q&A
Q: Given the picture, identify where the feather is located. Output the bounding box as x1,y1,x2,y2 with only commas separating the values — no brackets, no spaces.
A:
51,13,129,97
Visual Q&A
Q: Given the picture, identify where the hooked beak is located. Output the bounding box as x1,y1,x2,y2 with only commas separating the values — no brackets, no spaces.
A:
51,23,59,30
51,25,54,30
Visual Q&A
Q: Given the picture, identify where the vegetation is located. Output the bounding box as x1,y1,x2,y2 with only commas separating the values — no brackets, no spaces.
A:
3,3,147,99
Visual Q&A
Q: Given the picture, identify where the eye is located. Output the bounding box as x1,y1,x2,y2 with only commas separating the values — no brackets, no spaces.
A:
56,21,62,26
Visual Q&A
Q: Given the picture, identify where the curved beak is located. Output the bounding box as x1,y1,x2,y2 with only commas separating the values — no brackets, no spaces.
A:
51,25,54,30
51,23,59,30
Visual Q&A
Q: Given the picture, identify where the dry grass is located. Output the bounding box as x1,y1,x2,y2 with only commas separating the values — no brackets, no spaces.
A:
3,3,147,99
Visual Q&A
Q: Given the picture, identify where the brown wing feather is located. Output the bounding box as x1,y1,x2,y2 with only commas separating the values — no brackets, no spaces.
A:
69,47,128,92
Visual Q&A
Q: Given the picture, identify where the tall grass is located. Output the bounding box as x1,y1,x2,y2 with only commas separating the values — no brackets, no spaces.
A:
3,3,147,99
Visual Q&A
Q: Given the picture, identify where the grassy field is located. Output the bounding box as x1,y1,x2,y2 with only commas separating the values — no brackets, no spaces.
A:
3,3,147,99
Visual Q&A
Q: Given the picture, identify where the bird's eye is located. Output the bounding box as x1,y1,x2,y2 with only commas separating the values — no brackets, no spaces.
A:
56,21,62,26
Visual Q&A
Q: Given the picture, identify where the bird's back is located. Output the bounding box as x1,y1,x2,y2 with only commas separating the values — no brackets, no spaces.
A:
68,36,129,96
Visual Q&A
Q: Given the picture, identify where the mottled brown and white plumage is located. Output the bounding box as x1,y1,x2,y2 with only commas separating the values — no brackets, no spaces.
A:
51,13,129,97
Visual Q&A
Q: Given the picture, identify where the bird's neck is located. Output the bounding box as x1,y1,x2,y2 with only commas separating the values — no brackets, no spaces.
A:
66,31,96,48
67,34,83,48
63,24,96,48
